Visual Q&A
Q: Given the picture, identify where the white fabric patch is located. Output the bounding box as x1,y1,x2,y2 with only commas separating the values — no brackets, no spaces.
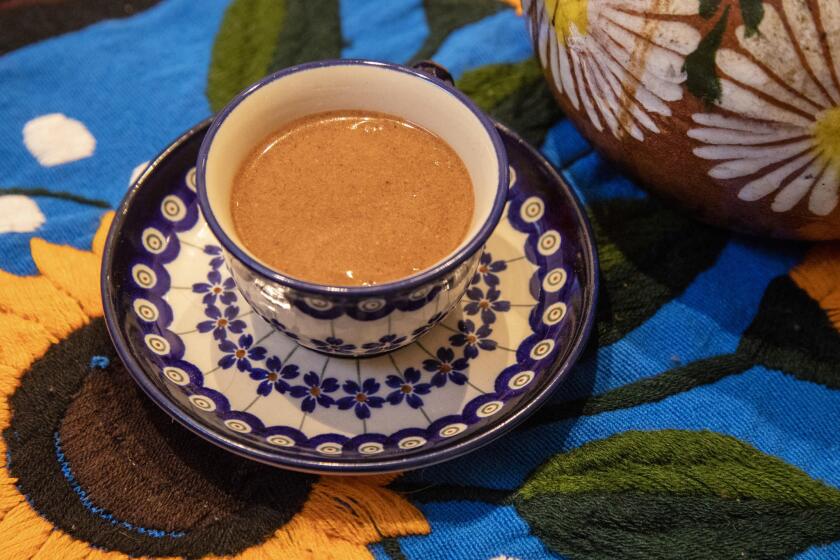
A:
0,195,45,233
23,113,96,167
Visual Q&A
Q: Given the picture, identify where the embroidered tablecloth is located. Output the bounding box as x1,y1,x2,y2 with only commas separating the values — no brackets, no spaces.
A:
1,1,839,559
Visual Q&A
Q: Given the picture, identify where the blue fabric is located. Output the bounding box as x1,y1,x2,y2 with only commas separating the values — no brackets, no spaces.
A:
1,2,836,559
340,0,428,63
408,366,840,489
400,501,562,560
432,9,533,79
0,0,227,273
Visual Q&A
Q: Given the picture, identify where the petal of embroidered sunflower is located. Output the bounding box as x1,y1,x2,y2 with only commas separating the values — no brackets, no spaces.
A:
791,242,840,330
92,212,115,257
0,476,23,524
297,476,428,543
0,313,55,371
0,270,88,339
0,501,54,559
30,238,102,318
31,530,92,560
0,364,19,399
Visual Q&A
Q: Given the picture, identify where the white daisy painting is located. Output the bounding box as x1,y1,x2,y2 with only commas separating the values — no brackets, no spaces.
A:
524,0,702,141
689,0,840,216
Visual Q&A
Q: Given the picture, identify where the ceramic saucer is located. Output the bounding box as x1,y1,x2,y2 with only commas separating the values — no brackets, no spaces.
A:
101,119,598,473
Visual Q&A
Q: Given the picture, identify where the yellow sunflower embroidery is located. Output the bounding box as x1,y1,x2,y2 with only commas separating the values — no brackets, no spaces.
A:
0,213,429,559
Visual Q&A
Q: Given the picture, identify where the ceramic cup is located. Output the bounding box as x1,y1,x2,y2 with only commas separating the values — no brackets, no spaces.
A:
197,59,508,357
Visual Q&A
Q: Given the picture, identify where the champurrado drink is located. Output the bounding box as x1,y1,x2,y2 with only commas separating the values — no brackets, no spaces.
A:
230,110,475,286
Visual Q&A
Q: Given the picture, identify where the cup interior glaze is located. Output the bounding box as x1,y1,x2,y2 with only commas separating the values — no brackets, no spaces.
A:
198,60,507,292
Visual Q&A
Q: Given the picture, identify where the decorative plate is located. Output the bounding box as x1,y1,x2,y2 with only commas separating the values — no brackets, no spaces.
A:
101,119,598,473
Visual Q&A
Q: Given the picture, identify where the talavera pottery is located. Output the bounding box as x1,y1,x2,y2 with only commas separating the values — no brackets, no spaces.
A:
197,60,508,355
524,0,840,239
100,119,597,473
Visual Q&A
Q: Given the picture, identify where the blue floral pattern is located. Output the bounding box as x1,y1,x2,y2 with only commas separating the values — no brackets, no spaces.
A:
249,355,300,396
194,240,510,414
385,367,431,408
196,304,246,341
464,286,511,324
204,244,225,269
423,347,470,387
337,378,385,419
310,336,356,354
472,252,507,286
362,334,408,354
289,371,340,412
218,334,267,372
192,269,236,306
450,319,497,359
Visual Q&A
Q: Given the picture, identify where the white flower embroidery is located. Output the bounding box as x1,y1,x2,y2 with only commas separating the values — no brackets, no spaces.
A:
0,195,45,233
524,0,701,141
22,113,95,167
689,0,840,216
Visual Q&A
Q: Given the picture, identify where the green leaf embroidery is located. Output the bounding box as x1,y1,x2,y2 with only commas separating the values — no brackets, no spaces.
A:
684,6,730,105
457,59,545,111
206,0,286,112
698,0,720,19
515,430,840,560
523,353,752,428
588,198,728,346
740,276,840,388
269,0,341,71
739,0,765,37
412,0,503,61
457,58,563,147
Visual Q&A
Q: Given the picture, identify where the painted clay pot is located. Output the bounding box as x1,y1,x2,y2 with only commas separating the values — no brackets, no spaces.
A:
523,0,840,239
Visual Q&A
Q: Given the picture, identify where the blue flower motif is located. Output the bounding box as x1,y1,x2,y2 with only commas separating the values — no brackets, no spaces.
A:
362,333,407,354
204,245,225,269
192,269,236,306
289,371,340,412
337,378,385,419
422,347,469,387
385,367,431,408
472,252,507,286
249,355,300,396
218,334,267,372
411,311,448,337
449,319,497,359
196,304,246,341
464,287,510,324
310,336,356,354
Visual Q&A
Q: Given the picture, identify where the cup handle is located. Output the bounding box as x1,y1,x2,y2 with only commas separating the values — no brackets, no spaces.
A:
411,60,455,87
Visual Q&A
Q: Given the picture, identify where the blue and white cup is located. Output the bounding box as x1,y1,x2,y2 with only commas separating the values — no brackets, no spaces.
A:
197,59,508,357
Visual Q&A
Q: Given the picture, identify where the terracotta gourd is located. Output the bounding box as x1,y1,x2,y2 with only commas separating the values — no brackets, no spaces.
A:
523,0,840,239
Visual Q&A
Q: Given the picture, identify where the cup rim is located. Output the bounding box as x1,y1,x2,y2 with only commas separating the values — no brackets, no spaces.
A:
196,58,509,297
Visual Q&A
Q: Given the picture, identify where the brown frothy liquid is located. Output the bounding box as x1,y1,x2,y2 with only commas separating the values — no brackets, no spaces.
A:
230,110,475,286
